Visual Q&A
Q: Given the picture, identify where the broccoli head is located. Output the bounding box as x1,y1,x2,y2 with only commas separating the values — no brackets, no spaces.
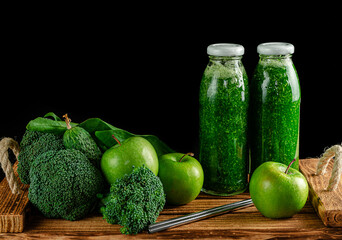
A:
99,166,165,235
28,149,105,221
17,130,64,184
19,130,44,149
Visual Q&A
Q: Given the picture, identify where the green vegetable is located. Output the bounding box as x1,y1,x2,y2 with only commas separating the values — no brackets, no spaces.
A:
19,130,44,149
44,112,62,121
99,166,165,235
250,55,300,172
95,130,174,157
199,55,249,195
79,118,135,151
26,114,175,156
80,118,175,156
139,135,175,157
26,116,78,135
78,117,121,134
63,114,102,167
28,149,105,221
94,129,134,150
17,130,64,184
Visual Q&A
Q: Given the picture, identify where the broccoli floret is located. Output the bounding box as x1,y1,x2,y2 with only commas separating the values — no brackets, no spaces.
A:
17,131,64,184
19,130,44,149
99,166,165,235
28,149,105,221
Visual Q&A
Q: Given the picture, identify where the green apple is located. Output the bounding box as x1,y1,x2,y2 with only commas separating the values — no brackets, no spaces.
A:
101,136,158,185
249,159,309,218
158,152,204,205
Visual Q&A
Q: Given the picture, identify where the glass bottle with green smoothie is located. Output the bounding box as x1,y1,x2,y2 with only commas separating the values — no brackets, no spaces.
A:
250,42,301,173
199,43,249,196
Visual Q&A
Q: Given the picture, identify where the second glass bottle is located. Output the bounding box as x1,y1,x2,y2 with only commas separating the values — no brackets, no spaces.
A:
250,42,301,173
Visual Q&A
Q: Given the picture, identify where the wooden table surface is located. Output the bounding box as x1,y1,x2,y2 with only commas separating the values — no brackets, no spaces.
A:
1,192,342,240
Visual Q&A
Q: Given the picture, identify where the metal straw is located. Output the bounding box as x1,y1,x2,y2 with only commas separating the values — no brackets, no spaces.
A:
148,198,253,233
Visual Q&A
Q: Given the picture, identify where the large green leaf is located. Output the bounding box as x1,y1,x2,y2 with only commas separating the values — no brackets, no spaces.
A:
26,117,77,135
95,129,175,157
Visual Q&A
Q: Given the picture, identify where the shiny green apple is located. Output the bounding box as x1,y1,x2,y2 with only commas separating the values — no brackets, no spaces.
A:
158,153,204,205
101,136,158,185
249,160,309,218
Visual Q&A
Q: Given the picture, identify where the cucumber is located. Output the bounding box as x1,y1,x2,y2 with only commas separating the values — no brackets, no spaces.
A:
63,114,102,167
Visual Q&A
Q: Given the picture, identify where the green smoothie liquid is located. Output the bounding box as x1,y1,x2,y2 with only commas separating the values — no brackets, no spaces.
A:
250,55,301,173
199,56,249,196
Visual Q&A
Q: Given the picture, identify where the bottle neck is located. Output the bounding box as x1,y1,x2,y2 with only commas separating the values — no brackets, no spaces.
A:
258,54,293,67
259,54,292,60
205,55,246,79
209,55,243,62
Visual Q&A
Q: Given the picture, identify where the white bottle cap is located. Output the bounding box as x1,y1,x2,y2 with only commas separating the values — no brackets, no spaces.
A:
207,43,245,56
257,42,294,55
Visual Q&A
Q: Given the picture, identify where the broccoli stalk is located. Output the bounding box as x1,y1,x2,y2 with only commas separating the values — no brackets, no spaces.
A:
99,166,166,235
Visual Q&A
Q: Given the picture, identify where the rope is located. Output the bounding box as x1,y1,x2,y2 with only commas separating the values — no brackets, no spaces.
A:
0,137,21,194
316,143,342,191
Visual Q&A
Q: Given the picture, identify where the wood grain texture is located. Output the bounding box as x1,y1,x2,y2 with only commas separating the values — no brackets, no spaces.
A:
1,160,342,239
1,193,342,239
0,162,30,233
299,158,342,227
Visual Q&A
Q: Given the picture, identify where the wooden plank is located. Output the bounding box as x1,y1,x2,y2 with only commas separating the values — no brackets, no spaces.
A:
0,162,30,233
1,159,342,239
299,158,342,227
2,193,341,239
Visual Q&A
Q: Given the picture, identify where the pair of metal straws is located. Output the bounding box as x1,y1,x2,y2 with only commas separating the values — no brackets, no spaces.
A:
148,198,253,233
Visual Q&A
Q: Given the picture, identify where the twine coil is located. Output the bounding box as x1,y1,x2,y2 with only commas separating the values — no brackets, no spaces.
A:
316,143,342,191
0,137,21,194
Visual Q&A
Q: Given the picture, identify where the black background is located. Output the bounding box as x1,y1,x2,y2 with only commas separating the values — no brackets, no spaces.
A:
1,8,341,180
